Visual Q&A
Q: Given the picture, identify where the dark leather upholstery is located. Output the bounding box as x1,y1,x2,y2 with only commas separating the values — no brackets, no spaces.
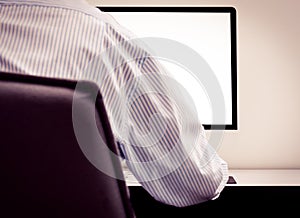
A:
0,72,135,218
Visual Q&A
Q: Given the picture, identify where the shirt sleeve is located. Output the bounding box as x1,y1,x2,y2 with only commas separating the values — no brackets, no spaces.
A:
92,23,229,207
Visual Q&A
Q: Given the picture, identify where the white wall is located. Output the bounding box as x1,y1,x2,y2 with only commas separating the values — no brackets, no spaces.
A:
87,0,300,169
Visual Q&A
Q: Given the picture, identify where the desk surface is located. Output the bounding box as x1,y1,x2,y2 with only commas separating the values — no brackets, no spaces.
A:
123,165,300,186
228,169,300,186
125,165,300,217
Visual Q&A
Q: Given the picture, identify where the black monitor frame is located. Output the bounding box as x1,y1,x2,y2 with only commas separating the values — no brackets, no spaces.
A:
98,6,238,130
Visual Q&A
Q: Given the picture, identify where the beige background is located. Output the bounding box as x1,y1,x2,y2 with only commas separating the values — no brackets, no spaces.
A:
87,0,300,169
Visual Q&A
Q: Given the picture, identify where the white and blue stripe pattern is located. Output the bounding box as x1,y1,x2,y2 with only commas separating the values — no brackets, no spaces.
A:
0,0,228,207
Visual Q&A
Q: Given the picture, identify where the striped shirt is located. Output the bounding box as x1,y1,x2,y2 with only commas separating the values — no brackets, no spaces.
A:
0,0,228,207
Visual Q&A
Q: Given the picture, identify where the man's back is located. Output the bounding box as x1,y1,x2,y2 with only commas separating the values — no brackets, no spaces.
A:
0,0,113,78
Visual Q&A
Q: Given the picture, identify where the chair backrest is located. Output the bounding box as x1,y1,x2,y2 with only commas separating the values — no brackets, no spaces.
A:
0,72,134,218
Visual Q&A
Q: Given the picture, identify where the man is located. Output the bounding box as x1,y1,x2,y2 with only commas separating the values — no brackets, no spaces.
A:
0,0,228,207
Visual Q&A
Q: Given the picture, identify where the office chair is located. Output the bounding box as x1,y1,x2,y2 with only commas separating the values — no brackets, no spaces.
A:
0,72,135,218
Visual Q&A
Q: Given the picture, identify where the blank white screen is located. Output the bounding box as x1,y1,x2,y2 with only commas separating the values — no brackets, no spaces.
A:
108,12,232,125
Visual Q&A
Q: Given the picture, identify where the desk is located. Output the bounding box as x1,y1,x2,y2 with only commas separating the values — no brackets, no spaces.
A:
124,167,300,186
124,168,300,217
228,169,300,186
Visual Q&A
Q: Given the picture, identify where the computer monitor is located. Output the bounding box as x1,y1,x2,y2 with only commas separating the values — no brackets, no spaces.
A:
98,6,237,130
